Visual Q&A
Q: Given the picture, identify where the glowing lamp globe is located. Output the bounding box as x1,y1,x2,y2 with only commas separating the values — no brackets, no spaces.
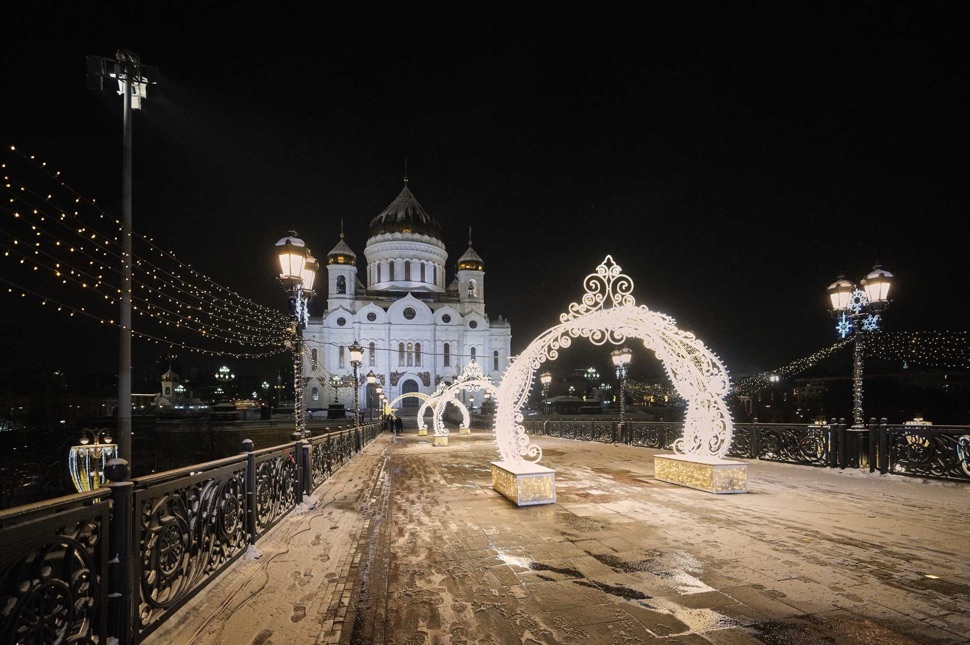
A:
827,276,855,311
275,230,308,283
861,265,893,309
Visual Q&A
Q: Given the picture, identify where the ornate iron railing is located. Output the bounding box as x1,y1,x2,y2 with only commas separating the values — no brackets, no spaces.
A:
523,418,970,483
0,422,382,644
0,489,110,644
133,455,250,639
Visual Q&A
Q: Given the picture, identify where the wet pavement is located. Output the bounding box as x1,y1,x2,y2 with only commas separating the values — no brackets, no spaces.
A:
144,428,970,645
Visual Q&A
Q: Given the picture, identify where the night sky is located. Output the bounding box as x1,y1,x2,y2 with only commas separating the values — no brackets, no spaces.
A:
2,1,968,387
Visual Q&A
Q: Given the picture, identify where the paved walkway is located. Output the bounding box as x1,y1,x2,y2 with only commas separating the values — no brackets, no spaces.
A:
144,429,970,645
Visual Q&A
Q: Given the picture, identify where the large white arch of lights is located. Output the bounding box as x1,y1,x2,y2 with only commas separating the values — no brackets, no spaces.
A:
387,391,431,416
416,381,470,430
493,255,734,465
432,378,499,437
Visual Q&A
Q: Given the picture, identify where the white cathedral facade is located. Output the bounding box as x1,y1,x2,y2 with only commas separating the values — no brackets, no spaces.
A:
301,180,512,413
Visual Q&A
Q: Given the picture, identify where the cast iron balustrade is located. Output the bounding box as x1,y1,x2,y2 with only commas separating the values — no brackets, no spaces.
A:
0,422,380,644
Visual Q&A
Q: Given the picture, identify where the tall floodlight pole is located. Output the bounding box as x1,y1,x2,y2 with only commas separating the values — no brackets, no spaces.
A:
86,50,157,464
827,265,893,427
611,347,632,422
275,231,316,439
349,341,363,425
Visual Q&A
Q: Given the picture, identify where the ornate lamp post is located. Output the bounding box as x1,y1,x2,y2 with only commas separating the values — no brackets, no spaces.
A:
366,370,377,422
349,340,364,425
68,428,117,493
215,365,235,400
540,371,552,415
827,265,893,427
584,367,599,398
375,385,384,424
611,346,632,422
275,230,316,439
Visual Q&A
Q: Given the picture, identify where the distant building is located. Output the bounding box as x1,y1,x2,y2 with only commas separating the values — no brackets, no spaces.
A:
301,179,512,410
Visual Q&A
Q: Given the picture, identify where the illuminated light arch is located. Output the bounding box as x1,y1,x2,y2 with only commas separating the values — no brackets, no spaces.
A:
493,256,734,464
386,391,431,414
416,381,470,430
432,378,499,436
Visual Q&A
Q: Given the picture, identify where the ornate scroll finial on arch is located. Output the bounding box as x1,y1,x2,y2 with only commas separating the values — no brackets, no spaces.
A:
561,255,636,323
455,358,487,384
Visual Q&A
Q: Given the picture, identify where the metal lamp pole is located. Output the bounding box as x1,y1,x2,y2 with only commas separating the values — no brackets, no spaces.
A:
611,347,632,422
827,265,893,427
85,50,157,464
540,371,551,416
275,231,316,439
366,371,377,422
349,341,363,425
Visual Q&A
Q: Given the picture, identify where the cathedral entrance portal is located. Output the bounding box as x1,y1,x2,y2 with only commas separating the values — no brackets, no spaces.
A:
401,379,420,407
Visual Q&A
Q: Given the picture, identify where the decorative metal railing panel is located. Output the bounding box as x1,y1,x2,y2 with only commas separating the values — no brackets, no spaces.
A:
886,426,970,481
728,423,833,466
252,447,299,537
626,421,681,450
132,456,249,640
0,490,109,644
310,433,337,489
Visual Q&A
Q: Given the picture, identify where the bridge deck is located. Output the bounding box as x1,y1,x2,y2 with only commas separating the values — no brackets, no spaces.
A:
143,429,970,645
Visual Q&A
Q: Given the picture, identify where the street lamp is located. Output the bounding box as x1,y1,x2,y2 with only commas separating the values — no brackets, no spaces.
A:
584,367,599,398
365,371,377,422
827,264,893,427
215,366,235,399
349,340,364,425
86,49,157,464
68,428,117,493
540,371,552,416
375,385,384,424
611,347,632,422
275,230,315,439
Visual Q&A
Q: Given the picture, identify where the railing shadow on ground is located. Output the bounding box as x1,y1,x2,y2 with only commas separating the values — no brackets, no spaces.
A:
0,422,384,644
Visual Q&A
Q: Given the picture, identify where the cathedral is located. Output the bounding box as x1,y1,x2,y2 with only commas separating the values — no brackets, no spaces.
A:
301,179,512,412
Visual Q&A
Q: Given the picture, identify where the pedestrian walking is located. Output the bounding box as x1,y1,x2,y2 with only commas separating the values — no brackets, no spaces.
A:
395,416,403,434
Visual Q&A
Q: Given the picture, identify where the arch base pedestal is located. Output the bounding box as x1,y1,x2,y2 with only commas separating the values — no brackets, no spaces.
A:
432,435,448,446
417,428,427,436
459,427,471,435
654,454,747,494
491,461,556,506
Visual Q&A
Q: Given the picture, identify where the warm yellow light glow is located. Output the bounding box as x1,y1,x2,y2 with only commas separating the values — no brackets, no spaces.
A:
491,461,556,506
655,454,747,494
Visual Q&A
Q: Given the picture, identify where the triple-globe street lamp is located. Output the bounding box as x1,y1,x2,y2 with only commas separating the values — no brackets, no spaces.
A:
275,231,318,439
611,347,632,422
827,264,893,427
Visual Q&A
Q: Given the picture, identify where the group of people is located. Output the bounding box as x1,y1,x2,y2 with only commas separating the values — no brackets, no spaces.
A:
383,415,404,434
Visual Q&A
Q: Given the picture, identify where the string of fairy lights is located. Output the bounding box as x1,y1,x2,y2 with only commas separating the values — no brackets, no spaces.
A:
5,143,969,382
2,144,292,359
